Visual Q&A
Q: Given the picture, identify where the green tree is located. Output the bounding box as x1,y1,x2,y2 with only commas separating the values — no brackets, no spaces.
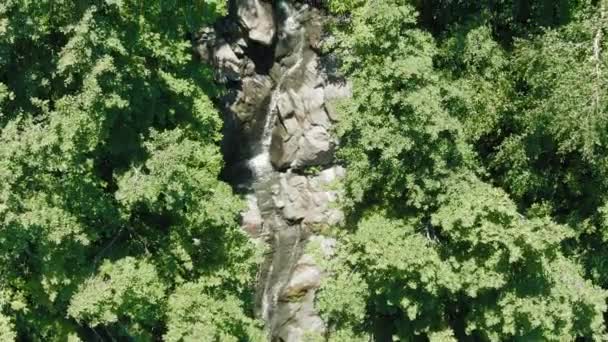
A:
68,257,167,339
164,281,264,342
320,0,608,340
0,0,261,340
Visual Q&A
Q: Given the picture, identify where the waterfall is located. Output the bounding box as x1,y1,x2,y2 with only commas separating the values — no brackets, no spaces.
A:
246,2,306,180
200,1,350,339
246,91,278,180
246,0,307,327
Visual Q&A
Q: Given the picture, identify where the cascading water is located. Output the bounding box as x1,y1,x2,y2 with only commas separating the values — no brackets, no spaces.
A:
245,1,308,328
246,92,277,179
246,1,305,180
200,1,350,339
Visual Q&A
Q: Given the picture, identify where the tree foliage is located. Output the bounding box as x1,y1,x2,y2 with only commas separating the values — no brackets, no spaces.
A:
321,0,608,341
0,0,262,340
3,0,608,340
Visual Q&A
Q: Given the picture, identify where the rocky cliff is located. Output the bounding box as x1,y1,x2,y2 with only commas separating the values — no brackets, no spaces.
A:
195,1,350,340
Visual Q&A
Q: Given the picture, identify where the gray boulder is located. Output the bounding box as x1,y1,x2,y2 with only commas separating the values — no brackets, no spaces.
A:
281,259,322,299
274,291,325,342
269,55,336,169
274,240,335,342
276,167,345,228
213,43,242,81
236,0,276,45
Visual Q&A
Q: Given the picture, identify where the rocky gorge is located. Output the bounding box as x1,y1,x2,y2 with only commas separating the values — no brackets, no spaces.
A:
195,0,350,340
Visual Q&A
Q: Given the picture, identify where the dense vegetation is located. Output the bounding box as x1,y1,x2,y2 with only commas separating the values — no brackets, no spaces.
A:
0,0,264,340
1,0,608,341
318,0,608,341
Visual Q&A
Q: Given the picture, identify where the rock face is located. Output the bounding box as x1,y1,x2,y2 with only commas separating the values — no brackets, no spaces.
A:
278,167,345,227
236,0,276,45
195,1,350,340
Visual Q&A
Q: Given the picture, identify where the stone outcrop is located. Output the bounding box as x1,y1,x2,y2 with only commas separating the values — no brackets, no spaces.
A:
277,167,344,228
269,53,336,170
236,0,276,45
195,1,350,340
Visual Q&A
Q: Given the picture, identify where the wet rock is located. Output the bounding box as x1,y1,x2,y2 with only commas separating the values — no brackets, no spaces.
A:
281,263,321,299
201,2,351,340
236,0,276,45
242,195,263,236
275,21,303,61
269,63,285,83
230,75,273,123
274,291,325,342
272,237,337,342
278,174,309,221
270,132,297,170
274,0,305,59
270,120,299,169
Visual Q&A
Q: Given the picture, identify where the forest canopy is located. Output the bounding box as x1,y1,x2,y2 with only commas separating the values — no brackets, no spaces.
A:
0,0,264,340
319,0,608,341
1,0,608,341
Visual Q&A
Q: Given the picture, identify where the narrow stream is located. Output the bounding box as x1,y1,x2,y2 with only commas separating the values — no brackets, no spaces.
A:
243,0,308,331
209,1,341,338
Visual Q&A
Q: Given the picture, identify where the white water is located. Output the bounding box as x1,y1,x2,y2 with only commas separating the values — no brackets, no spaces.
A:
246,1,306,180
247,0,309,329
247,88,280,179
